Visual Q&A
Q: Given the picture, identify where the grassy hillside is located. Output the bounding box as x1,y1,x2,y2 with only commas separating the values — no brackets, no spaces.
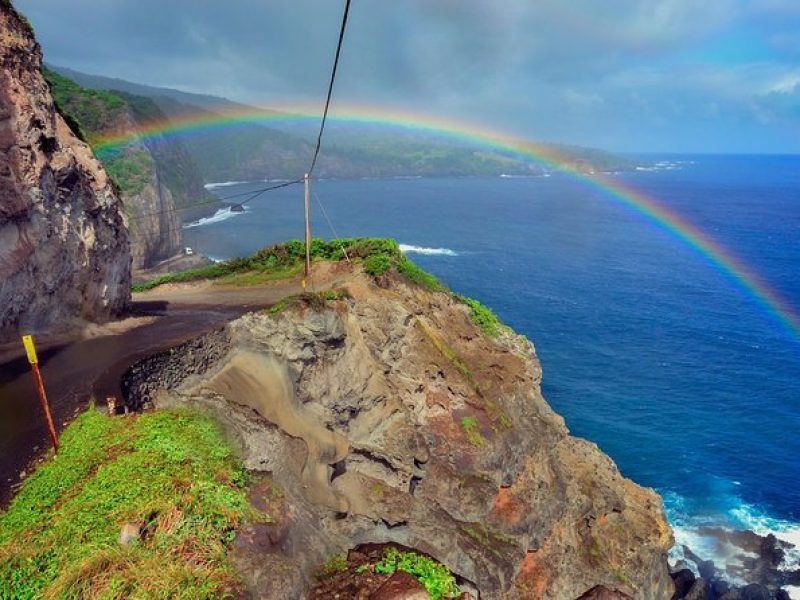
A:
0,408,258,598
44,67,214,208
50,66,641,180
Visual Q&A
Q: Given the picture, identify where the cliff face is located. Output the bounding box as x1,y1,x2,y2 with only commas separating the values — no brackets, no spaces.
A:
127,265,674,599
0,3,130,339
43,70,217,269
103,110,181,269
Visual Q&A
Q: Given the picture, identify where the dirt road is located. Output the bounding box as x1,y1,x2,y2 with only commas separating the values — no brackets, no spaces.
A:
0,265,347,506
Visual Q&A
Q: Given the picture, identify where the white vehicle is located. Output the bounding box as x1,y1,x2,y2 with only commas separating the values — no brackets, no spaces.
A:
184,247,193,256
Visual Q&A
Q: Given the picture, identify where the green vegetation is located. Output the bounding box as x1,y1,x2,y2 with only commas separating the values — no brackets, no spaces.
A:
132,238,416,291
373,547,460,600
42,68,215,208
43,67,154,195
459,415,486,447
103,148,154,196
0,408,260,599
415,320,475,387
44,67,126,143
456,294,506,338
316,554,349,578
264,289,349,316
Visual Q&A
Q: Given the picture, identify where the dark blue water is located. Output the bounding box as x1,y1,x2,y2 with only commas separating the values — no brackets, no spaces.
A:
189,155,800,560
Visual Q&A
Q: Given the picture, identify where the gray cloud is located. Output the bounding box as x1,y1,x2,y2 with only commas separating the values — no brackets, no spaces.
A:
13,0,800,152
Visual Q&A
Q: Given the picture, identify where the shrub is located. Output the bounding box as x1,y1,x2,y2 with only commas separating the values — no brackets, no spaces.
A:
363,254,391,277
374,547,460,600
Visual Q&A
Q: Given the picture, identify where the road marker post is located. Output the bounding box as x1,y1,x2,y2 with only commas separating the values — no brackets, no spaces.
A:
21,335,59,452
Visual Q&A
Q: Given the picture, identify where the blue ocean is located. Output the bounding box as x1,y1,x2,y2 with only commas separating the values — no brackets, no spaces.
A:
189,155,800,571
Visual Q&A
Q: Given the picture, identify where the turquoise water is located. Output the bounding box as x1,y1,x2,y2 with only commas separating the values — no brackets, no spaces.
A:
190,155,800,569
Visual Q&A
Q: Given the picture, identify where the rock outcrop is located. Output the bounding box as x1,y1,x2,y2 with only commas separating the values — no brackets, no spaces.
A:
0,2,130,339
42,68,217,270
126,264,675,599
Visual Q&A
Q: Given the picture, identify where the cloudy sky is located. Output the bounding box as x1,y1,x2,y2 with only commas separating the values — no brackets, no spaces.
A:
14,0,800,153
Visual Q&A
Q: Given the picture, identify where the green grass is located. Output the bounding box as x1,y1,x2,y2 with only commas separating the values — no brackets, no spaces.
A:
133,237,508,342
459,415,486,447
133,238,406,292
0,408,258,599
373,547,460,600
455,294,506,338
316,554,349,578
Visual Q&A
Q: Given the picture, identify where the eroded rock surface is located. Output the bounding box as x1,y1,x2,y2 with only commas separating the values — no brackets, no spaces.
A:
139,268,674,599
0,3,130,339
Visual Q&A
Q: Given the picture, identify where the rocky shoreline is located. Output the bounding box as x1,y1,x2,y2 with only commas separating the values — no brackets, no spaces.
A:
669,528,799,600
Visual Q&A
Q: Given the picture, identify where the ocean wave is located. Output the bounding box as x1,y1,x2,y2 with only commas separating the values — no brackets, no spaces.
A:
663,490,800,596
203,180,250,189
399,244,458,256
183,206,247,229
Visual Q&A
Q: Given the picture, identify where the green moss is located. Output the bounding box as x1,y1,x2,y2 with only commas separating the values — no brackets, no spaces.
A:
0,408,256,599
415,320,476,388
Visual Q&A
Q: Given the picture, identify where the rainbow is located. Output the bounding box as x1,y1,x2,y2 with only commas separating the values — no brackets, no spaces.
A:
95,103,800,342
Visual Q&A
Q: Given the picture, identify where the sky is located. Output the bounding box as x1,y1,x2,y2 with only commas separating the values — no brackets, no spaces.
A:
13,0,800,153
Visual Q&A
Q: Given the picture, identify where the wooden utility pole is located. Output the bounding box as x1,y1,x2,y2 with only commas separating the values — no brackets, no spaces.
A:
304,173,312,277
21,335,58,452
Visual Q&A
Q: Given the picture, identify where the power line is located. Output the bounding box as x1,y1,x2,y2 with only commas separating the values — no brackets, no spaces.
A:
309,0,352,176
126,178,303,222
128,0,351,225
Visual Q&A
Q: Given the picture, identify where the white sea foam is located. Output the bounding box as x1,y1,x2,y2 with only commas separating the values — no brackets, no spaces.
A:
183,206,247,229
663,490,800,597
399,244,458,256
203,180,250,189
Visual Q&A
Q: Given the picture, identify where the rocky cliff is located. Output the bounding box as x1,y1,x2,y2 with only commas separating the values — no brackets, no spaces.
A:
43,69,216,269
125,263,675,599
0,2,130,339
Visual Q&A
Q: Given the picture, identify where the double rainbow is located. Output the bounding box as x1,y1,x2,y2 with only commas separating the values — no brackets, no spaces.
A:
95,103,800,342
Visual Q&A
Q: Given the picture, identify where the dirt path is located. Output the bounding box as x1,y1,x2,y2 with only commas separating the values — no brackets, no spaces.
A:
0,264,350,507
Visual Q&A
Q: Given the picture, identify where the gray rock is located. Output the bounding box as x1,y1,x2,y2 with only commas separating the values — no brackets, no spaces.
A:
145,271,675,599
0,4,130,340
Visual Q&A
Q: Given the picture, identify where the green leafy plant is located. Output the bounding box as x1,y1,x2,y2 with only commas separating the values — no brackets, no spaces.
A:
374,547,460,600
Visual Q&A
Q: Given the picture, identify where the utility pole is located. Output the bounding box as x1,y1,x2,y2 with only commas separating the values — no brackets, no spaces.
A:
304,173,312,277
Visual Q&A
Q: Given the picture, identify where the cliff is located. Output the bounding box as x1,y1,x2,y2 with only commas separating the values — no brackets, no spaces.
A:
124,259,675,599
43,69,216,269
0,2,130,339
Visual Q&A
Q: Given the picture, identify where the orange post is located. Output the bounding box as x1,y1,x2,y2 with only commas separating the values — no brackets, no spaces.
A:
22,335,58,452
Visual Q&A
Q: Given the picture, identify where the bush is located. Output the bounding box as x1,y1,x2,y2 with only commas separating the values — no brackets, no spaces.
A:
374,547,460,600
363,254,391,277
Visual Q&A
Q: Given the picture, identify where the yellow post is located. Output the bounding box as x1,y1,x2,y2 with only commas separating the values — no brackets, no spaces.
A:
22,335,59,452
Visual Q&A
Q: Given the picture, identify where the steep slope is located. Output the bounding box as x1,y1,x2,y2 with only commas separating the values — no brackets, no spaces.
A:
124,260,674,599
50,66,640,180
43,69,216,268
0,2,130,339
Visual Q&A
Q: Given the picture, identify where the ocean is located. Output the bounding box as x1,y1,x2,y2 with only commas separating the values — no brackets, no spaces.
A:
188,155,800,580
